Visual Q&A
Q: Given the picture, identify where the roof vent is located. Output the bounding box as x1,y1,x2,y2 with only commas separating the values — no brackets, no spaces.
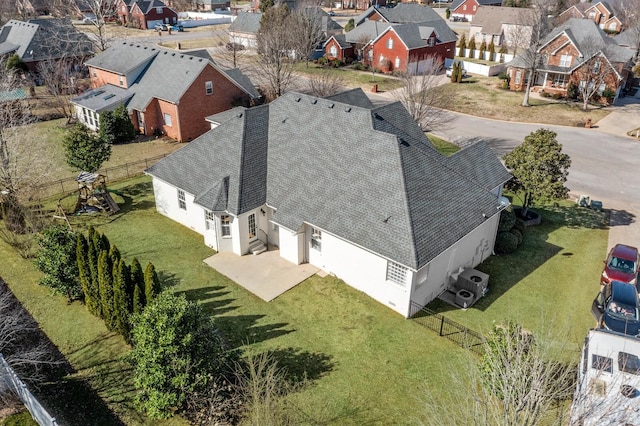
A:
345,107,351,112
282,118,287,123
295,97,301,102
327,103,334,109
172,53,175,56
400,139,410,146
199,58,203,62
164,51,167,54
180,55,184,58
236,113,243,118
374,112,383,120
311,99,317,104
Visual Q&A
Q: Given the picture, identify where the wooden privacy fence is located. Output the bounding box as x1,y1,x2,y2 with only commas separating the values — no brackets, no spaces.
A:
409,301,486,356
0,353,59,425
36,154,169,199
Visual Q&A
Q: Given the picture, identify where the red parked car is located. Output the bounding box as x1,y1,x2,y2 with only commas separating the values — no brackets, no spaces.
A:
601,244,639,286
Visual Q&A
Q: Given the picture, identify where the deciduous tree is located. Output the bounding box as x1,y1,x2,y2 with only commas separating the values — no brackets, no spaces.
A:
503,129,571,215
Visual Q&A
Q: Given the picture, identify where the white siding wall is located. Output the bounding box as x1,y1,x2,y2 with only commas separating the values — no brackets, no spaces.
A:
410,214,501,309
279,227,304,264
308,229,413,317
151,178,201,231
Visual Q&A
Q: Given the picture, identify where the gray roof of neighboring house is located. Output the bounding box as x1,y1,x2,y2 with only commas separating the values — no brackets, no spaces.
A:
382,24,428,49
146,91,509,270
324,88,374,109
614,26,640,49
197,0,230,5
228,11,262,34
446,141,512,191
324,34,352,49
85,41,159,75
301,7,343,33
510,18,633,68
0,18,93,64
356,3,443,25
471,6,535,35
345,20,391,43
71,84,133,113
205,106,247,125
128,0,175,14
223,68,261,99
451,0,501,11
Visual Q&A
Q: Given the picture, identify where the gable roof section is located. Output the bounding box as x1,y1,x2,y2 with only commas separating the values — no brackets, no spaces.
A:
325,88,374,109
148,91,509,270
0,18,93,63
71,84,133,113
558,3,589,19
471,6,534,35
223,68,261,99
345,20,391,43
446,141,512,191
374,24,427,50
451,0,500,12
614,26,640,49
324,34,352,49
228,11,262,34
85,41,158,75
130,0,175,14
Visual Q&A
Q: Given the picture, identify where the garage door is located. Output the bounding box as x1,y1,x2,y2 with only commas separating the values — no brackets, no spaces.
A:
147,19,163,29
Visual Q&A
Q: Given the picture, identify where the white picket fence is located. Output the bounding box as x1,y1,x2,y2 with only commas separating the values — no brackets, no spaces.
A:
0,354,59,426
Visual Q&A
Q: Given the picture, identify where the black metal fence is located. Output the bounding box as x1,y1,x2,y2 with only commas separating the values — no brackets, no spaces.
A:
409,301,486,356
36,154,169,199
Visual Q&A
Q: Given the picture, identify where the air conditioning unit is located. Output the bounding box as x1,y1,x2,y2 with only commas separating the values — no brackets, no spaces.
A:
457,268,489,297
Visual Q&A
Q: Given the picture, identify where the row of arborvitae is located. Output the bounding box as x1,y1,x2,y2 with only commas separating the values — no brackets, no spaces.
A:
77,227,160,343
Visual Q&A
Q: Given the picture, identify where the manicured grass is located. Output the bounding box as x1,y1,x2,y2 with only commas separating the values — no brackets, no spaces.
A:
428,133,460,156
0,177,609,424
293,63,405,93
447,75,610,126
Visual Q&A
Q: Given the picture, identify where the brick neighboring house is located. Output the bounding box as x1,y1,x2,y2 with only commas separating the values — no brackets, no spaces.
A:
324,35,354,61
337,3,456,72
116,0,178,30
556,1,622,34
73,42,261,142
0,18,94,74
469,6,538,51
507,19,634,103
449,0,502,22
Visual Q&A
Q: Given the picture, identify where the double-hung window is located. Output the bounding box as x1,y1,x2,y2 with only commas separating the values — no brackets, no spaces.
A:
221,215,231,237
205,81,213,95
311,228,322,251
205,210,215,230
178,189,186,210
387,38,393,49
559,54,572,68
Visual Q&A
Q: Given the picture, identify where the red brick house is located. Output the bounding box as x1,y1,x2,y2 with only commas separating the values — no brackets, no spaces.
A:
364,24,455,73
449,0,502,22
324,35,354,62
74,42,261,142
507,19,633,104
556,1,622,34
116,0,178,30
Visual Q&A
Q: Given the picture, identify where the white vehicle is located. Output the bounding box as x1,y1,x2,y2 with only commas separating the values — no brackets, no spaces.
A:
445,63,467,78
570,329,640,425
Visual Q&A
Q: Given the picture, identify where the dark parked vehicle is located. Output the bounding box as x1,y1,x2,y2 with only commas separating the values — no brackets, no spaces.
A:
592,280,640,337
601,243,639,286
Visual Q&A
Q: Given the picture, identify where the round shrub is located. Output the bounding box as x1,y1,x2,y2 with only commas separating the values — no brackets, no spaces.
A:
495,231,519,254
497,208,516,233
509,228,523,246
513,218,526,235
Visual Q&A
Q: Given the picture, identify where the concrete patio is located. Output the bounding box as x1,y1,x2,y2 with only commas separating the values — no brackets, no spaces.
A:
203,248,319,301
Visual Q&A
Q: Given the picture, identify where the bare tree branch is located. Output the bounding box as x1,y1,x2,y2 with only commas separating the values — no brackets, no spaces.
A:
304,70,345,97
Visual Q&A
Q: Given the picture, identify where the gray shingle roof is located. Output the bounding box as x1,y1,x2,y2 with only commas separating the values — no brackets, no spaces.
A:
324,34,352,49
471,6,534,35
384,24,428,49
345,20,391,44
70,84,133,113
206,106,247,126
614,26,640,49
146,91,509,269
324,88,374,109
0,18,93,64
85,41,158,75
127,0,174,14
224,68,261,99
446,141,512,191
228,11,262,34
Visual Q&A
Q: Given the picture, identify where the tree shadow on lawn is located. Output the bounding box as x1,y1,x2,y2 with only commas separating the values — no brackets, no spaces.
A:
215,315,294,350
263,347,334,383
428,203,608,315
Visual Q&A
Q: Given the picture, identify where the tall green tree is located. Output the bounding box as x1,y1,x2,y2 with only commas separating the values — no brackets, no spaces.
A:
99,104,135,144
87,227,102,317
77,234,93,309
130,258,145,314
128,291,236,419
144,262,161,303
503,129,571,215
34,225,81,302
488,40,496,61
114,259,132,343
63,123,111,172
98,250,116,331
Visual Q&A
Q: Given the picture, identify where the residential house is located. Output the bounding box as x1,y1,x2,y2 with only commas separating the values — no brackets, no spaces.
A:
116,0,178,30
145,88,511,318
469,6,538,52
228,11,261,49
507,18,634,103
340,4,456,71
0,18,94,74
74,42,260,142
324,34,354,61
449,0,502,22
614,25,640,60
196,0,231,11
556,1,622,34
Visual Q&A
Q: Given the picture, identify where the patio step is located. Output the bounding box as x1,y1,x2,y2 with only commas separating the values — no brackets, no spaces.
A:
248,240,267,255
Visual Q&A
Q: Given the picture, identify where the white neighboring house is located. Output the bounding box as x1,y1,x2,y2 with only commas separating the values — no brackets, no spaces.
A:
227,11,261,48
571,329,640,425
145,88,512,317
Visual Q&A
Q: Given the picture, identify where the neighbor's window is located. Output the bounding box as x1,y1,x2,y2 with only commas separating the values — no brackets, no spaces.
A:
311,228,322,251
386,261,408,287
591,354,613,373
609,22,616,30
589,11,596,19
205,210,215,230
598,83,606,94
559,54,572,67
593,60,601,74
473,5,476,10
119,76,123,86
553,73,568,87
394,57,400,68
205,81,213,95
463,4,467,10
619,352,640,375
514,69,522,85
387,38,393,49
156,7,163,13
221,215,231,237
178,189,186,210
329,45,338,57
427,37,434,47
93,69,97,77
163,113,172,127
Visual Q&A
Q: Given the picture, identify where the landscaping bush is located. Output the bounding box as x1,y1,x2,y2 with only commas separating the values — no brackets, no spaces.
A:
497,208,516,233
601,88,615,104
509,228,523,246
352,61,366,71
316,57,328,66
494,231,519,254
552,93,563,100
567,82,578,100
513,218,526,235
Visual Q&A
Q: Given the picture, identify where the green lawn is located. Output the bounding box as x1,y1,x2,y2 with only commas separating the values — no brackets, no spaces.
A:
0,177,608,424
293,63,404,93
427,134,460,156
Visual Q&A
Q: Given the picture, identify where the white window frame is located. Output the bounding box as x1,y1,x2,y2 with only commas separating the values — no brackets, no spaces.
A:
178,189,186,210
163,113,172,127
329,45,337,57
386,261,408,287
608,22,616,30
514,69,522,85
221,215,231,237
156,6,163,13
205,210,215,230
205,80,213,95
593,60,601,74
248,213,256,238
553,73,568,88
387,38,393,49
427,37,434,47
559,54,572,67
394,57,400,68
93,69,97,77
310,227,322,252
119,76,124,86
